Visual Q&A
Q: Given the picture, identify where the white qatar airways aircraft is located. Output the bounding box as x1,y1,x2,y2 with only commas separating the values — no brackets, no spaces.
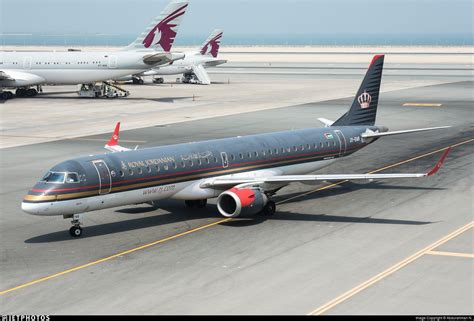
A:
120,29,227,85
0,0,189,99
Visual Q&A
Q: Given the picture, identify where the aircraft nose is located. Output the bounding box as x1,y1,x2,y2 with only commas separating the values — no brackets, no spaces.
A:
21,201,41,215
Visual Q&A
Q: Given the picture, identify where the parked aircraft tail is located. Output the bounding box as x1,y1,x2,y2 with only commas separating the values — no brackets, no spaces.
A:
200,29,224,58
332,55,384,126
125,0,189,52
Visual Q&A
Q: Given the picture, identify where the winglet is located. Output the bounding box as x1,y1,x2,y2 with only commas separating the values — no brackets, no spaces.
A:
427,147,451,176
107,122,121,147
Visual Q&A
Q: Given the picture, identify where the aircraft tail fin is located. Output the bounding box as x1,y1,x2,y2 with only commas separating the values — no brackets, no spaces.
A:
332,55,384,126
125,0,189,52
200,29,224,58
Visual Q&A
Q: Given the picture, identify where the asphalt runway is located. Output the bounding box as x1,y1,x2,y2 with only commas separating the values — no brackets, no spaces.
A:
0,81,473,314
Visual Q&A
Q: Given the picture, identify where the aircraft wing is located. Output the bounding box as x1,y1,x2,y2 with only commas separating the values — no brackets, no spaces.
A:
201,148,450,189
104,122,132,153
191,64,211,85
0,71,14,80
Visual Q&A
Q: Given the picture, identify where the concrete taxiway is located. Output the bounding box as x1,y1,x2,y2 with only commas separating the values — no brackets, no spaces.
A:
0,51,473,314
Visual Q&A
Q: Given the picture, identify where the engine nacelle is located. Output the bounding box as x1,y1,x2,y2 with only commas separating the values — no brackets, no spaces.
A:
217,187,268,218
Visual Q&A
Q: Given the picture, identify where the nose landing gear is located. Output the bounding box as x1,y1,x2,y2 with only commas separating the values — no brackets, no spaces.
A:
66,214,84,237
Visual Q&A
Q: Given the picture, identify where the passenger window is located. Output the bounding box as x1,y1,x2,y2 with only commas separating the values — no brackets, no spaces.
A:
66,173,79,183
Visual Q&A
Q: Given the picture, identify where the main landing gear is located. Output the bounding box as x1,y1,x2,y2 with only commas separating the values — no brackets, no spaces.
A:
66,214,84,237
185,199,208,209
0,91,14,100
261,200,276,216
16,88,38,97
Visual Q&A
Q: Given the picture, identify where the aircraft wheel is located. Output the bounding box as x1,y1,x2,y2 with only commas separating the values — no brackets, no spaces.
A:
26,88,38,97
69,226,83,237
262,200,276,216
16,88,27,97
197,199,207,208
138,79,144,85
185,200,197,208
1,92,13,100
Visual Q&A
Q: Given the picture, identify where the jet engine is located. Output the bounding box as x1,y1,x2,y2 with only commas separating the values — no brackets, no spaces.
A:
217,187,268,218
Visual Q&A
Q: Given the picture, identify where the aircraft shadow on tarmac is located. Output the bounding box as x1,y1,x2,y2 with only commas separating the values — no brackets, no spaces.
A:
24,182,441,243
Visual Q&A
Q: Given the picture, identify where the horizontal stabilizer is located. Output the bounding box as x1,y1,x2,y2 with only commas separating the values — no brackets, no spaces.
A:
317,118,334,127
143,53,173,66
361,126,450,139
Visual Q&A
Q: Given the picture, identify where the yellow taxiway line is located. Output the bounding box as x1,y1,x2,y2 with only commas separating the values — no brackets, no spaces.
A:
308,222,474,315
426,250,474,259
1,138,473,296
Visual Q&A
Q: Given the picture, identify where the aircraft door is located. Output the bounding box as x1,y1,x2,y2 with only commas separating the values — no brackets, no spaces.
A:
334,130,347,157
220,152,229,168
108,56,117,69
92,160,112,195
23,57,32,70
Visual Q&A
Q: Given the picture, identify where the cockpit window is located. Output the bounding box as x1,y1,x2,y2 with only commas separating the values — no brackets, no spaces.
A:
41,172,66,183
66,173,80,183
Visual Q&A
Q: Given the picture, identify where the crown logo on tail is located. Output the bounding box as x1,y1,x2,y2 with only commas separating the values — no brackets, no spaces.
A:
142,4,188,51
358,90,372,109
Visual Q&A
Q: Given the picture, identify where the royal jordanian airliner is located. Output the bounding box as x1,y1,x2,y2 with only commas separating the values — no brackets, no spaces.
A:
22,55,451,237
0,0,189,99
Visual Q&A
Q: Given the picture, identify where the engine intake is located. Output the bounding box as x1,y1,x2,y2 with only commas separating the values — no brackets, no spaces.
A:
217,187,268,218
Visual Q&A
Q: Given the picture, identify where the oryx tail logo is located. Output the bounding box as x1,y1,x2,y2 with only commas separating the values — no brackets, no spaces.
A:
142,3,188,51
200,32,223,58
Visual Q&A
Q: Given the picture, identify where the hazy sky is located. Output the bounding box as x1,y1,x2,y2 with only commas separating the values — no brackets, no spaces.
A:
0,0,472,43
